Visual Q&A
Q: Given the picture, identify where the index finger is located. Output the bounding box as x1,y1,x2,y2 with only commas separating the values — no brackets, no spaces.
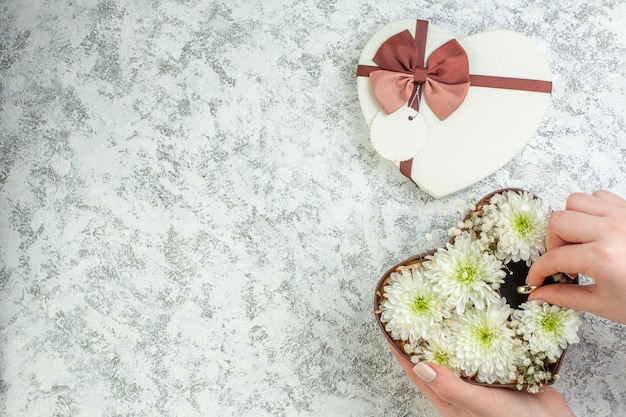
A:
545,210,603,251
526,244,590,286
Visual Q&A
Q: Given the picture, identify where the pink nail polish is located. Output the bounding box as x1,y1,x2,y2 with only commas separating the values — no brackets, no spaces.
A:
413,362,437,383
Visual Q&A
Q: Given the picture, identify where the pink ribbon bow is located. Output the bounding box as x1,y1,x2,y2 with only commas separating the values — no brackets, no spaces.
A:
369,30,471,120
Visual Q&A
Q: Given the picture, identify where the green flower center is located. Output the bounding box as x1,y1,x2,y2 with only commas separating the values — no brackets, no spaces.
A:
434,351,449,365
456,265,478,283
541,315,561,333
474,326,496,348
513,214,534,237
412,296,430,313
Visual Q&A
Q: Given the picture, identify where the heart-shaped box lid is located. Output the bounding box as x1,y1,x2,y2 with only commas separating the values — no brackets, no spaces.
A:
357,20,552,198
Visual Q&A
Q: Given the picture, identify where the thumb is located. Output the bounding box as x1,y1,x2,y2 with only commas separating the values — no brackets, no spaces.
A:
413,362,494,415
528,283,596,312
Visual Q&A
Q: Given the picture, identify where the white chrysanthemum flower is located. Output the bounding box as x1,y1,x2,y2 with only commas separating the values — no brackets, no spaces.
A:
380,268,448,344
488,191,550,265
453,298,517,384
426,232,505,315
514,301,582,361
421,329,461,376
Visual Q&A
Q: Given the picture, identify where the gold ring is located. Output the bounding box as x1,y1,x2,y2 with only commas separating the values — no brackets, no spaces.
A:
516,285,537,295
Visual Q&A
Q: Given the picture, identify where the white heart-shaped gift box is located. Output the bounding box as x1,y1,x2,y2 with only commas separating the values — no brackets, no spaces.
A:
357,20,552,198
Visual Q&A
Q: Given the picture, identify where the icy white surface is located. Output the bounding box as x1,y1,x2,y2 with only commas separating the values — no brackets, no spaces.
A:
1,0,625,416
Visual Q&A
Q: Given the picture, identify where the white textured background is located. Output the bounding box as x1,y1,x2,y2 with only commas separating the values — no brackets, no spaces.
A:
1,0,625,416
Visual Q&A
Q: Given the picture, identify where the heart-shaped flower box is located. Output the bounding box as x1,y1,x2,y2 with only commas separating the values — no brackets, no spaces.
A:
374,189,580,391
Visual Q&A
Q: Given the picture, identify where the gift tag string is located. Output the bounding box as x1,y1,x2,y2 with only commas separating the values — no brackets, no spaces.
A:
408,84,422,121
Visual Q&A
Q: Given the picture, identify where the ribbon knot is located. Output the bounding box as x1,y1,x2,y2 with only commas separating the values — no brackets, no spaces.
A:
368,29,471,120
413,67,428,84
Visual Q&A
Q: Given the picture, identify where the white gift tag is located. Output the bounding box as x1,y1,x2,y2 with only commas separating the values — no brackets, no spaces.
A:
370,107,427,162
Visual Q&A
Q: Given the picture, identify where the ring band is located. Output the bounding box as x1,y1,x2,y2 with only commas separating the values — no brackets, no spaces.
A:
516,285,537,295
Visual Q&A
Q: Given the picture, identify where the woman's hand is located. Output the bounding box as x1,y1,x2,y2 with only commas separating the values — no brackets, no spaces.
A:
389,345,575,417
527,190,626,324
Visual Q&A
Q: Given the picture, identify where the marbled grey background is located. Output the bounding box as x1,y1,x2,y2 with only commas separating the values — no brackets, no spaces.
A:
1,0,625,416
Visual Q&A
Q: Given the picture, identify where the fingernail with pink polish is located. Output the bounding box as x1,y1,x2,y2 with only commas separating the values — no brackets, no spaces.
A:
413,362,437,383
